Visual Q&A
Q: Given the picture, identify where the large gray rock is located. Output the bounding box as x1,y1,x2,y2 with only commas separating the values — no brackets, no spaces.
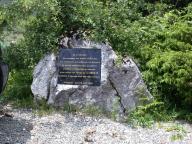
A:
109,59,153,113
31,54,56,100
31,37,152,118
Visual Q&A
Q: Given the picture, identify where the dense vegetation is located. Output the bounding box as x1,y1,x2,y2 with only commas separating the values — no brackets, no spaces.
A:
0,0,191,123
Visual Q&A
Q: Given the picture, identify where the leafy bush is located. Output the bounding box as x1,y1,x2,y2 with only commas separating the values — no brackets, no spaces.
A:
139,5,192,109
0,0,191,122
2,69,34,107
127,100,176,127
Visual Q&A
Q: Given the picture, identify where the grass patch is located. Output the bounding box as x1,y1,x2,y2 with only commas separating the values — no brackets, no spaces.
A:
170,133,184,141
165,124,186,133
165,124,186,141
62,102,78,113
33,99,55,116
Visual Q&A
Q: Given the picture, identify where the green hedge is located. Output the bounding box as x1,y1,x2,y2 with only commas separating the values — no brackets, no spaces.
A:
0,0,191,112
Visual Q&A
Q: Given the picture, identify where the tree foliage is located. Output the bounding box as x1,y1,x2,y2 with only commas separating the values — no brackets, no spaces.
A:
0,0,191,112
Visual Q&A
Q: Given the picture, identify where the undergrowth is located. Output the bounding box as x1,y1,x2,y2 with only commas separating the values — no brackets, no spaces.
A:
126,100,186,128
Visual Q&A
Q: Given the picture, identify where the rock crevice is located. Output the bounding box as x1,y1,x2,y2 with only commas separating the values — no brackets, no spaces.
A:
109,78,126,114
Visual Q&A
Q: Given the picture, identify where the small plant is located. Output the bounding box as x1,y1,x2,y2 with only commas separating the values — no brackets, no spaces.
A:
166,124,186,133
33,99,55,116
62,102,78,113
166,124,186,141
171,133,184,141
126,100,174,128
114,53,123,67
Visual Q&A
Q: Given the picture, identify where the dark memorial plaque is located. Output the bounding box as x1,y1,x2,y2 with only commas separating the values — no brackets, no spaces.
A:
57,48,101,86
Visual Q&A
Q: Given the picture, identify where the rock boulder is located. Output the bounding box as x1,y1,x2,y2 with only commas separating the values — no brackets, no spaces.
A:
31,37,153,119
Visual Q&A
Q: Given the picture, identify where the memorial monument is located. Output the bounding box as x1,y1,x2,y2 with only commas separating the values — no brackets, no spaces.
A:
31,37,153,120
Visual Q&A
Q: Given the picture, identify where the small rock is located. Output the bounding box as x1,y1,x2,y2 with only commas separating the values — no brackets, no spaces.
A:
85,128,96,135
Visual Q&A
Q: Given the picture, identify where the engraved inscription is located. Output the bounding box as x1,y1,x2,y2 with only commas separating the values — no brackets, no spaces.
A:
57,48,101,86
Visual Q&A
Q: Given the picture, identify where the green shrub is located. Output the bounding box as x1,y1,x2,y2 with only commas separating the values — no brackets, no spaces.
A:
127,100,178,127
0,0,191,121
2,69,33,107
138,5,192,109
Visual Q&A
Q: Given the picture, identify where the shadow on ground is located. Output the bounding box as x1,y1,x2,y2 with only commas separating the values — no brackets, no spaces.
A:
0,116,33,144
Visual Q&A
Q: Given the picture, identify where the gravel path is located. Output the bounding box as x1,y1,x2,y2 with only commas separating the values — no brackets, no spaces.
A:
0,108,191,144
